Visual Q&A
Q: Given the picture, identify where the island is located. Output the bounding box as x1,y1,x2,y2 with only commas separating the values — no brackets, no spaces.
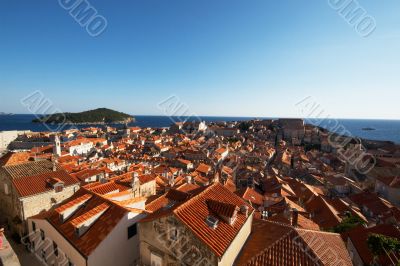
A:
32,108,134,124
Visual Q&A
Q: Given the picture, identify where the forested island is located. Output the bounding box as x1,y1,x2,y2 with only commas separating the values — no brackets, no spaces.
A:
32,108,134,124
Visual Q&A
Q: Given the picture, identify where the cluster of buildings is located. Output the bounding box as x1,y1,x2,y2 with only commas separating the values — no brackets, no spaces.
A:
0,118,399,266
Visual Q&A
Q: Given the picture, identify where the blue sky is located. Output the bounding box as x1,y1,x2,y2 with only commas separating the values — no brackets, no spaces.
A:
0,0,399,119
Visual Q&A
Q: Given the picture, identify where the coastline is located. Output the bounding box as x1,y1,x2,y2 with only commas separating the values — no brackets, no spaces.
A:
1,115,399,144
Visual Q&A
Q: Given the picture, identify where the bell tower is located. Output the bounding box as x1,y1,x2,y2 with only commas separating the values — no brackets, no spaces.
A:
53,134,61,157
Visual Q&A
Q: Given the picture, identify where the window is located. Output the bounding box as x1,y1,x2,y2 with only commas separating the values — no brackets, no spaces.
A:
169,228,178,241
53,241,58,257
32,221,36,232
55,184,64,193
41,249,46,262
127,223,137,239
40,229,45,240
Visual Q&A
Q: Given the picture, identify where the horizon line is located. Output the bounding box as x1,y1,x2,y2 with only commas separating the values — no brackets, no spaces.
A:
3,113,400,121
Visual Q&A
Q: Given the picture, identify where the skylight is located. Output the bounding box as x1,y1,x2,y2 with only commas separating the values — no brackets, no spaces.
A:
205,215,219,229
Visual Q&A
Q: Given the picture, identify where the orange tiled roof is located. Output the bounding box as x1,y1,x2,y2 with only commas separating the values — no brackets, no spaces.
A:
236,187,264,207
175,183,200,193
304,195,341,229
224,178,237,192
142,183,254,258
174,183,254,257
71,168,104,182
70,202,110,227
236,220,352,266
12,169,79,197
267,213,320,231
55,194,93,214
86,181,130,195
32,189,131,256
196,163,211,174
2,160,62,179
207,199,239,219
138,174,156,184
0,151,31,166
349,192,393,216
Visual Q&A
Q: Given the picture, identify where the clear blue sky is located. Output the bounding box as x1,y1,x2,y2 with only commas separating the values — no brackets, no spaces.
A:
0,0,399,119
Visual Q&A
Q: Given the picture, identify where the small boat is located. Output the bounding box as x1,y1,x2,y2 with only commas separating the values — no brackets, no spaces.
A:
362,127,376,131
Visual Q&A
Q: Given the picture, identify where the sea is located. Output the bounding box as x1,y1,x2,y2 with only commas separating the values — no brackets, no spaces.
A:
0,114,399,144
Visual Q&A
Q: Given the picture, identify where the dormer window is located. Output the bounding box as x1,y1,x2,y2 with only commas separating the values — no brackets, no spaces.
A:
70,203,110,237
55,194,93,223
206,199,239,225
54,184,64,193
47,177,65,193
205,215,219,229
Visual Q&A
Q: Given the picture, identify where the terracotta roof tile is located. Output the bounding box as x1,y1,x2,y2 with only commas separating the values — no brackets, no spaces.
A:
173,183,253,257
55,194,93,214
0,151,31,166
3,160,62,179
70,202,110,227
236,220,352,266
206,199,239,218
12,169,79,197
32,189,130,257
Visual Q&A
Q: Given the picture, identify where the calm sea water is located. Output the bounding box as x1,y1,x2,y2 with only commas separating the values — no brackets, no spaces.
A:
0,114,399,144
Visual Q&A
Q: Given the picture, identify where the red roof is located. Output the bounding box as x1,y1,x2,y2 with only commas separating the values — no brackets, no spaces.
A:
72,169,104,182
236,187,264,207
0,151,31,166
349,192,392,216
31,189,131,256
138,174,156,184
304,195,341,229
70,202,110,227
142,183,254,257
236,220,352,266
85,181,130,195
12,170,79,197
55,194,93,214
206,199,239,218
173,183,254,257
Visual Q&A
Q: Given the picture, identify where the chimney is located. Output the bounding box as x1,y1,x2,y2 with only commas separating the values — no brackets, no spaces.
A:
291,208,298,226
240,205,249,218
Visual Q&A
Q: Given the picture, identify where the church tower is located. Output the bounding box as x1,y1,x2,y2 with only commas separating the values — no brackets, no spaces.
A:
53,134,61,157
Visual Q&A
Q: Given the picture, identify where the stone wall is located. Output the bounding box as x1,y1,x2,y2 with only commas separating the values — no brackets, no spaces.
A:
21,184,79,220
139,215,217,266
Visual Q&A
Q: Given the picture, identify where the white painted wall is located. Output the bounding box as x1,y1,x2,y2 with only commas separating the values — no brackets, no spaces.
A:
28,210,146,266
69,143,93,156
0,130,30,151
88,212,146,266
27,218,87,266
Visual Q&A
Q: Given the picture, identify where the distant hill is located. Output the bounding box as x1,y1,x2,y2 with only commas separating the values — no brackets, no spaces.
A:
32,108,134,124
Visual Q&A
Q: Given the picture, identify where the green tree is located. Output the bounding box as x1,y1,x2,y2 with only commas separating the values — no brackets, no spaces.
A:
367,234,400,265
332,215,365,233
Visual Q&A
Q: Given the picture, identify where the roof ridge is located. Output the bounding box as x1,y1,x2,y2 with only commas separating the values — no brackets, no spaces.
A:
247,221,324,265
173,183,218,213
319,195,342,222
246,227,294,265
